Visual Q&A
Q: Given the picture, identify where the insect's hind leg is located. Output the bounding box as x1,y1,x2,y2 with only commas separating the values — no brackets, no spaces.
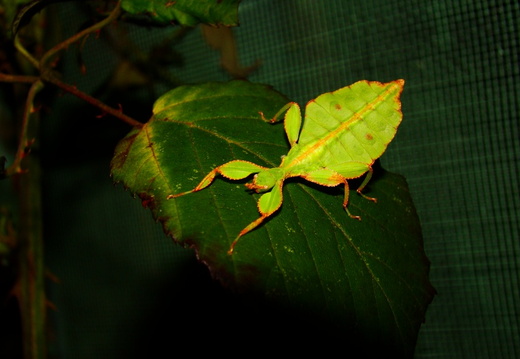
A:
355,166,377,203
340,179,361,220
341,173,377,221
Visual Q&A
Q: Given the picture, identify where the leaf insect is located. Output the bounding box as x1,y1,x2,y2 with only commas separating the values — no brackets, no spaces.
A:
168,80,405,255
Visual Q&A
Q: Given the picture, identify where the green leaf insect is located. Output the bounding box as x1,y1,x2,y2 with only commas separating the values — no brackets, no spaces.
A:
168,79,405,255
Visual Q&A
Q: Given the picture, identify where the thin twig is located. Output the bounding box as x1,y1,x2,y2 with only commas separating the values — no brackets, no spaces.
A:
40,1,122,70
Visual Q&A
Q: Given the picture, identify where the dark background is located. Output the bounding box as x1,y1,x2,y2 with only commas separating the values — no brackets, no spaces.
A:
3,1,518,357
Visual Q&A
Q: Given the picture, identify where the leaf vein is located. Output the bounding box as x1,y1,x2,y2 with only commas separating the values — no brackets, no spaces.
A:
298,185,402,335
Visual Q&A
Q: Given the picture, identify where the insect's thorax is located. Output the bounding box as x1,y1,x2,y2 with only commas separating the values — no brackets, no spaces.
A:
280,142,329,173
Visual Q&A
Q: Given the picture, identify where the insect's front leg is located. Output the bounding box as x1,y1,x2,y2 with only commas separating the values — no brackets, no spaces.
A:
167,160,267,199
166,168,219,199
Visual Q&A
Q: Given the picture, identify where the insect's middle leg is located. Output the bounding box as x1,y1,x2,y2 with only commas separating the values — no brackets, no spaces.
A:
228,214,269,255
228,180,285,255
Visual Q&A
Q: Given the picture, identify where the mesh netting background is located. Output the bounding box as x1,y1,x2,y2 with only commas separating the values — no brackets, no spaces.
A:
36,1,519,357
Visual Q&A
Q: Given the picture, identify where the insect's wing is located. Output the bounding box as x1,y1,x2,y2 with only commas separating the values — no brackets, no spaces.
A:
298,80,404,166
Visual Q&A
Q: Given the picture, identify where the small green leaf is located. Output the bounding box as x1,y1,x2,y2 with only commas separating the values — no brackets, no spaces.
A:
111,81,435,356
121,0,241,27
5,0,47,35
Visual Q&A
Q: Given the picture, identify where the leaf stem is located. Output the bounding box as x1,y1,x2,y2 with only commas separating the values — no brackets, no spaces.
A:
14,37,40,70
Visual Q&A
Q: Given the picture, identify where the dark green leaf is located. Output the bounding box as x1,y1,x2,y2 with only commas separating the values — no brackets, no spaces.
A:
111,81,435,356
121,0,241,27
10,0,79,36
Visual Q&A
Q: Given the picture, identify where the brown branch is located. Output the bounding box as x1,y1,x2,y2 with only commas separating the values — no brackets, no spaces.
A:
0,71,143,129
42,71,143,128
5,80,44,177
35,0,142,128
0,73,39,84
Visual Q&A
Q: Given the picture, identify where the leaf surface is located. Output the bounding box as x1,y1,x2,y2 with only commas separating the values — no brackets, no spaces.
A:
111,81,435,356
121,0,240,27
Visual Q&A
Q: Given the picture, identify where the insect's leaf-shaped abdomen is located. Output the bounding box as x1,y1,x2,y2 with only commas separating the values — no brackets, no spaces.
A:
298,80,404,167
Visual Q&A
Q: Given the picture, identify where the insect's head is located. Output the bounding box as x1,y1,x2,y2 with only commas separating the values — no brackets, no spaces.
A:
245,168,283,193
